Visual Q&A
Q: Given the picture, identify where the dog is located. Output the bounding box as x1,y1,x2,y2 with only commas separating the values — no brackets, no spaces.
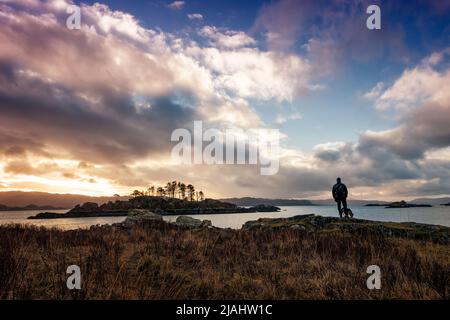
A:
340,207,353,219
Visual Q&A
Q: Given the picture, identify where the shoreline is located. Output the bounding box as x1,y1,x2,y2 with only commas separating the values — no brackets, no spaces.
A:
28,209,281,220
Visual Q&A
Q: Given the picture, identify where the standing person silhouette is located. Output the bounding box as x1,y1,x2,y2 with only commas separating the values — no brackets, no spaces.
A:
332,177,348,218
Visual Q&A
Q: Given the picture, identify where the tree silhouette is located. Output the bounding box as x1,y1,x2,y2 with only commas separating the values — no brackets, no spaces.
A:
157,187,165,197
179,183,186,200
187,184,195,201
131,190,144,198
171,181,177,198
130,182,203,201
147,186,155,196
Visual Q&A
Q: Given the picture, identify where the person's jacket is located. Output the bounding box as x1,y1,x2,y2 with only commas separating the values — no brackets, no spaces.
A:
332,183,348,200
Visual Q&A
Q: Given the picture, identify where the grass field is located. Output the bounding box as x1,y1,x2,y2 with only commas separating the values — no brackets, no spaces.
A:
0,220,449,299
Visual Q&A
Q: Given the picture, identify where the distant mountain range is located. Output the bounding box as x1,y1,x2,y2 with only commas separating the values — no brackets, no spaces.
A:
0,204,65,211
229,198,391,206
0,191,449,209
220,197,314,206
310,199,390,206
0,191,129,208
410,197,450,205
222,197,450,206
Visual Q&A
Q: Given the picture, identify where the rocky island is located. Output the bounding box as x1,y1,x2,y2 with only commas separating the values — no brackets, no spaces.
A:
365,200,432,208
28,196,280,220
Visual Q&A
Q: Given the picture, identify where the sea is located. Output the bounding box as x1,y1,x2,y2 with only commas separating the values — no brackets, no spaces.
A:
0,205,449,230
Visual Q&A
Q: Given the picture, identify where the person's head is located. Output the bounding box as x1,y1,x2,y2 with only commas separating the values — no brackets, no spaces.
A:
337,177,341,183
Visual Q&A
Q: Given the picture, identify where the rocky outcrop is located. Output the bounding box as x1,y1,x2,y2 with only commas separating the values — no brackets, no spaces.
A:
174,216,212,229
242,214,450,244
113,209,162,228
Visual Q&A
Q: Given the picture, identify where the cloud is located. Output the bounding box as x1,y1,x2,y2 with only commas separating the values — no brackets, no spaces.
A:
0,0,319,195
167,1,185,10
187,13,203,20
0,0,448,199
373,49,450,111
360,50,450,162
275,112,302,125
253,0,410,76
363,82,384,100
199,26,256,49
305,50,450,197
189,46,313,102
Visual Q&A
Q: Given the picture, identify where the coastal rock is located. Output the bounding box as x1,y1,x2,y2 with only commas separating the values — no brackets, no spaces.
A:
116,209,163,228
174,216,212,228
242,214,450,244
69,202,99,213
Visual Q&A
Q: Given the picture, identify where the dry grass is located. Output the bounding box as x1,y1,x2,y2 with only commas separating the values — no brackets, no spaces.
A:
0,221,449,300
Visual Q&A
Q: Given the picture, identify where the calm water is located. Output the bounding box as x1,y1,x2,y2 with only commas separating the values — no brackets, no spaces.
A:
1,205,449,230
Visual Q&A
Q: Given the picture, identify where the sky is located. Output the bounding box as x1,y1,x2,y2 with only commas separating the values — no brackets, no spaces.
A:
0,0,450,200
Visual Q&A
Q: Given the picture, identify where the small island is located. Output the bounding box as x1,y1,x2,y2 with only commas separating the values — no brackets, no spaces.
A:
28,181,280,220
365,200,432,208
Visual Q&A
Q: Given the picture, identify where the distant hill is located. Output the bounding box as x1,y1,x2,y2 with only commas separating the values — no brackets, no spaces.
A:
0,191,130,208
411,197,450,205
314,198,450,206
0,204,65,211
220,197,313,207
1,191,447,209
311,199,390,206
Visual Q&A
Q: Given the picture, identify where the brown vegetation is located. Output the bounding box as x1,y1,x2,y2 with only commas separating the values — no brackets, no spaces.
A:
0,221,449,300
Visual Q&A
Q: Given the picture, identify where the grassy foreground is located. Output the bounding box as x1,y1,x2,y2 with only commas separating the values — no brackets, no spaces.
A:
0,218,449,300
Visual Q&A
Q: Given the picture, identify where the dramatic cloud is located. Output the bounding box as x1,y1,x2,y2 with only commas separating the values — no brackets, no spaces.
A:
309,50,450,197
253,0,411,74
0,0,448,199
0,0,319,196
199,26,257,49
372,49,450,111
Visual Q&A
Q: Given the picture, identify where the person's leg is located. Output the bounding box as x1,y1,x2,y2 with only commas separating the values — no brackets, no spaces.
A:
342,199,348,212
337,200,342,218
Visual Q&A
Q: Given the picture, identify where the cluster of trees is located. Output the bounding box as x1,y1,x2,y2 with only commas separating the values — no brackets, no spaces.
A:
130,181,205,202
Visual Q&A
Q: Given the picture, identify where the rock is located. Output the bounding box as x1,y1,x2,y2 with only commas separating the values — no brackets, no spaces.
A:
241,214,450,244
68,202,99,213
116,209,163,228
174,216,212,228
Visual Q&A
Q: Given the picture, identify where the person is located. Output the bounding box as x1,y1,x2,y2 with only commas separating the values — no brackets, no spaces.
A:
332,177,348,218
